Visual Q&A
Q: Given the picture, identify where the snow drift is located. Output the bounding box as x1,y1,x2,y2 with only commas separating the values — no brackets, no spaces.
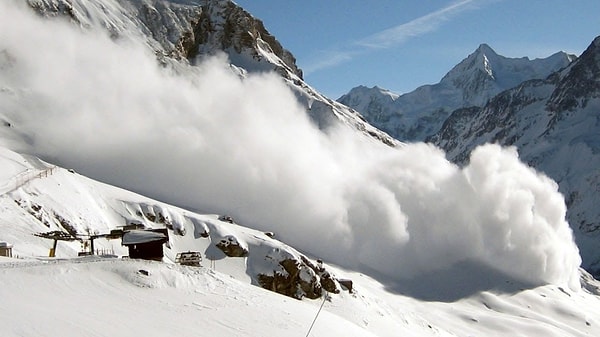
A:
0,1,581,288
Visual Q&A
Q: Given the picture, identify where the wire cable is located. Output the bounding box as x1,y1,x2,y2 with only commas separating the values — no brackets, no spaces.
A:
305,291,327,337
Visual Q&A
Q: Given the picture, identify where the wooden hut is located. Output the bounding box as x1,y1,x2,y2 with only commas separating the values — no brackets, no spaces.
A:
121,229,168,261
0,242,13,257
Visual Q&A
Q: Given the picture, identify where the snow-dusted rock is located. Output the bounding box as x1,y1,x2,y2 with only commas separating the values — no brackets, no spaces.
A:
215,234,248,257
257,247,341,299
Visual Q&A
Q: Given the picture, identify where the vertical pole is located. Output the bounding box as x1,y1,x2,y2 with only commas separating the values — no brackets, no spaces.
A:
50,239,57,257
90,237,95,255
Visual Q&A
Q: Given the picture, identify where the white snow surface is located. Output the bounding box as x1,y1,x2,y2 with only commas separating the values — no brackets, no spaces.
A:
0,148,599,337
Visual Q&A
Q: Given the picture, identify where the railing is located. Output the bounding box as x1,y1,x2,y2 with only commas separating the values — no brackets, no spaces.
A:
0,166,56,195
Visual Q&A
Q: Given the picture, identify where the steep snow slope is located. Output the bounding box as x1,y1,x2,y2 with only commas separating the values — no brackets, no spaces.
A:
429,35,600,276
339,44,575,141
1,148,600,337
0,146,354,301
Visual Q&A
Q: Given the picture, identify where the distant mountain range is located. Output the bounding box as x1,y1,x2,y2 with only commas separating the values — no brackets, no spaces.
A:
339,44,575,141
340,37,600,276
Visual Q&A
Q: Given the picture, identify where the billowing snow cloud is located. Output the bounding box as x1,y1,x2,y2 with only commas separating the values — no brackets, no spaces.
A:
0,2,581,289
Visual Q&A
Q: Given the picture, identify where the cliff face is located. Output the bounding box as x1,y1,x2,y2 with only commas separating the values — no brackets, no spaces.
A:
193,0,302,79
26,0,301,78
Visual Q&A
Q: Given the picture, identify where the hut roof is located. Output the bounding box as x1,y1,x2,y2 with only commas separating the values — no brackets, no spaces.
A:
0,242,13,248
122,230,167,245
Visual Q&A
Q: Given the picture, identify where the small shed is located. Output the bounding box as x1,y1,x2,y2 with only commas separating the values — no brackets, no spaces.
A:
0,242,13,258
175,251,202,267
122,229,168,261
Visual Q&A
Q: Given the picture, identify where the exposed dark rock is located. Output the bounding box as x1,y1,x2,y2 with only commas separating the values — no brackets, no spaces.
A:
547,36,600,113
256,252,345,300
173,226,186,236
54,212,78,238
27,0,78,22
127,221,145,229
218,215,235,224
319,272,339,294
339,279,353,293
144,212,156,222
194,0,302,79
215,235,248,257
258,258,322,300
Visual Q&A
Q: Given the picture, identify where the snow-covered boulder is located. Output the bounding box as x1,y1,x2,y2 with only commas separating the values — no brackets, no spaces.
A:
215,235,249,257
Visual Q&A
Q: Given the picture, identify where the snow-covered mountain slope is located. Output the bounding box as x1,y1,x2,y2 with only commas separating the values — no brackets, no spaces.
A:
0,146,352,301
1,147,600,337
24,0,395,146
338,44,575,141
428,35,600,276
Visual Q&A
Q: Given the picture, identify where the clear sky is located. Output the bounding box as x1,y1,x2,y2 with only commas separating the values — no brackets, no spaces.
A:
233,0,600,99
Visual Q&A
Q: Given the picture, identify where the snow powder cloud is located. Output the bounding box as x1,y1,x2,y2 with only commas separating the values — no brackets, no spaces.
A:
0,2,581,289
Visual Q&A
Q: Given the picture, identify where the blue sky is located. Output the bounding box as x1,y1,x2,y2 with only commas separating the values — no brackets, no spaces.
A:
234,0,600,99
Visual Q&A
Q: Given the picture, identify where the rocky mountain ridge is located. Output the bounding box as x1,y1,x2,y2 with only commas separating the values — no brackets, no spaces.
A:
26,0,395,146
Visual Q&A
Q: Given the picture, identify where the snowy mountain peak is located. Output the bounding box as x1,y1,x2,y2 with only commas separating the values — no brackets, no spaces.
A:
475,42,497,55
441,43,499,87
439,43,575,100
336,86,400,128
338,85,399,103
373,85,400,99
471,43,499,77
